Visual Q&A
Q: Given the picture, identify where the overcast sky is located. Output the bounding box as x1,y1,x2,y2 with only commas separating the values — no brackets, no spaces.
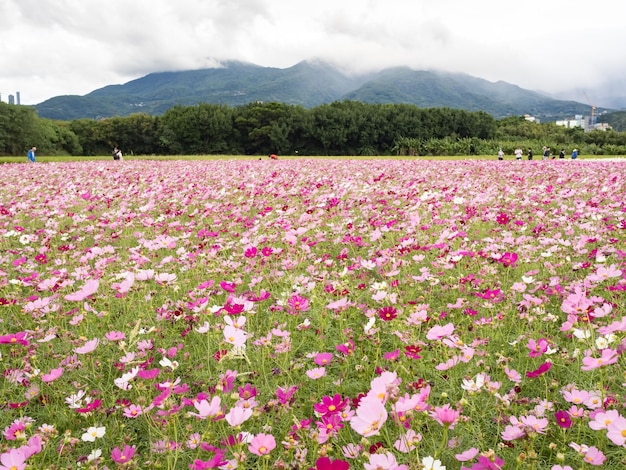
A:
1,0,625,105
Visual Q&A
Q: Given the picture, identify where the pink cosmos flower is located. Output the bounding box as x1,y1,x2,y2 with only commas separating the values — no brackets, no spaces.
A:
41,366,63,383
378,306,398,321
111,445,136,464
426,323,455,340
384,349,400,361
309,456,350,470
364,452,407,470
429,404,461,429
499,252,518,267
335,339,355,356
0,332,29,346
520,415,549,434
248,433,276,456
526,361,552,378
588,409,620,430
0,448,27,470
314,352,333,366
223,325,249,347
581,446,606,466
105,331,126,341
504,367,522,384
581,348,618,370
455,448,479,462
111,272,135,295
561,388,589,405
314,394,347,416
276,385,298,405
189,397,222,419
527,338,549,358
554,410,572,429
225,405,253,427
64,279,99,301
306,367,327,380
501,424,526,441
326,297,349,310
393,429,422,453
606,415,626,446
350,394,388,437
287,294,310,314
74,338,99,354
123,404,143,418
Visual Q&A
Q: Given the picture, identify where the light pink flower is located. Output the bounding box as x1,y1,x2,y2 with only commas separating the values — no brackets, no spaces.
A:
74,338,99,354
306,367,327,380
105,331,126,341
225,405,253,427
588,409,620,430
581,348,619,371
426,323,455,340
429,404,460,429
606,415,626,446
364,452,407,470
189,397,222,419
223,326,249,347
41,367,63,383
248,433,276,456
0,448,27,470
455,447,479,462
123,404,143,418
350,394,388,437
64,279,99,301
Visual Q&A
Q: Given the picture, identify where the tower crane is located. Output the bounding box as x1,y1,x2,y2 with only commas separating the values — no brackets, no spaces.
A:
583,91,597,130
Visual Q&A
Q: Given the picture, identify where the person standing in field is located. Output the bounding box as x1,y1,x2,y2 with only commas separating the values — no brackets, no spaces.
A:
27,146,36,162
559,149,565,159
571,148,579,159
527,148,533,160
112,147,123,161
514,147,523,161
498,148,504,160
542,146,550,160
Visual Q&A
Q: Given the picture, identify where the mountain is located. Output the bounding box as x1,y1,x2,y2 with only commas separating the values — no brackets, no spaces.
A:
35,60,593,121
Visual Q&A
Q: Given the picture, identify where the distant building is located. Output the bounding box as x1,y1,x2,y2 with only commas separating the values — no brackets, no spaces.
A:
524,114,540,123
16,92,20,105
8,94,14,105
556,114,611,131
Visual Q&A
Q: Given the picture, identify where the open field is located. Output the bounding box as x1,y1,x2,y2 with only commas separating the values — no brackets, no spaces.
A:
0,159,625,469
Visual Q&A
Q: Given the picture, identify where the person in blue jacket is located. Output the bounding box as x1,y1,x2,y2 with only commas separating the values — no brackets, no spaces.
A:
571,148,579,159
27,146,36,162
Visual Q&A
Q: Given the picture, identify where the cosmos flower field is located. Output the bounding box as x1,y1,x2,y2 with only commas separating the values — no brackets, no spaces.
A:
1,159,625,470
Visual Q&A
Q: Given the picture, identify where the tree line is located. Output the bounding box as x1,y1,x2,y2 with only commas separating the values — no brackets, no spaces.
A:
2,100,626,157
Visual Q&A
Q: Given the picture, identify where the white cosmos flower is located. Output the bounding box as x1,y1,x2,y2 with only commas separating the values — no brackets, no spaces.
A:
81,426,106,442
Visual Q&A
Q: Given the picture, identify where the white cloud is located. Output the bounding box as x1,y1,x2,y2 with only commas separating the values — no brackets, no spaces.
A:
1,0,625,105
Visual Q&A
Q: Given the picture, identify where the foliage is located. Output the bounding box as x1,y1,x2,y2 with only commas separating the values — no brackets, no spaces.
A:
5,100,626,157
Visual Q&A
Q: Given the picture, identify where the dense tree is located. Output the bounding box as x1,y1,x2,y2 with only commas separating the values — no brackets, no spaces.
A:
3,100,626,157
0,103,40,155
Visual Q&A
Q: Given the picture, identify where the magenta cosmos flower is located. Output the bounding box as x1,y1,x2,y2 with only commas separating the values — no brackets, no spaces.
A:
378,306,398,321
309,456,350,470
111,445,136,464
526,361,552,378
0,332,29,346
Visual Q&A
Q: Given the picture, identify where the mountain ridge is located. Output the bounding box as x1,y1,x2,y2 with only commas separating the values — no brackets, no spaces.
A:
35,60,599,121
